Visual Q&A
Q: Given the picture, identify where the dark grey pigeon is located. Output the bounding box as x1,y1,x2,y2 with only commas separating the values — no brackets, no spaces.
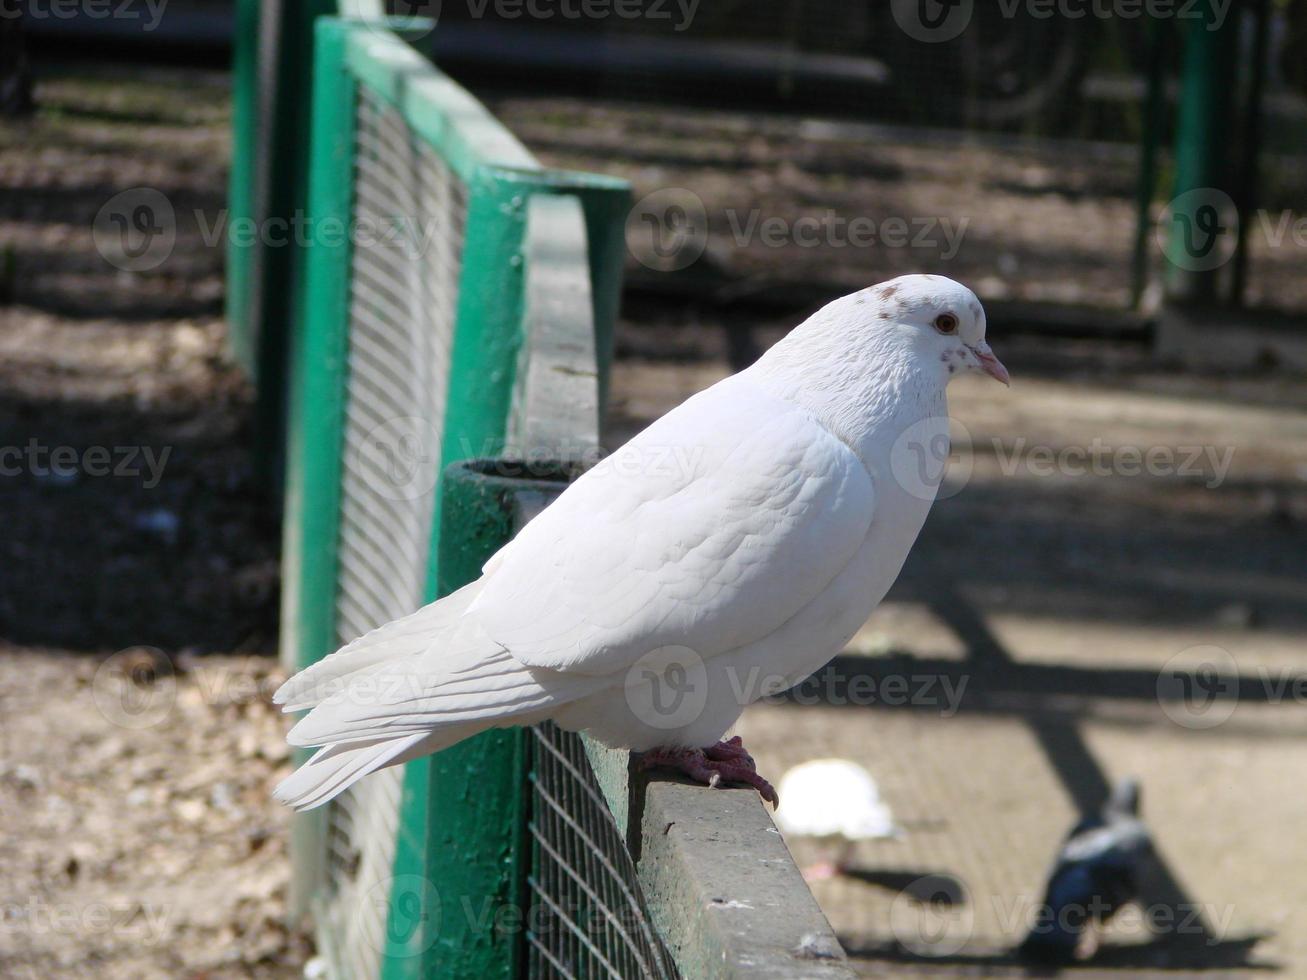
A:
1018,779,1153,964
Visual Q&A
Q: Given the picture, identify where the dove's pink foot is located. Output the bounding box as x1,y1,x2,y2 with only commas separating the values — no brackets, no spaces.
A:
639,736,779,806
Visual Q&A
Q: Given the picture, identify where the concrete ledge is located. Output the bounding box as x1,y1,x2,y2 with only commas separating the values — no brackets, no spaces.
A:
583,738,858,980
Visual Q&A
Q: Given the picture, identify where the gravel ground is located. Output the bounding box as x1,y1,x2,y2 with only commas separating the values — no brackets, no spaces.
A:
0,648,306,979
0,65,302,979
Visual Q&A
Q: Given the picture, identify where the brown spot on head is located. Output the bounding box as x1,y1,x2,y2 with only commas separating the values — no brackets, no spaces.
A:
876,283,900,300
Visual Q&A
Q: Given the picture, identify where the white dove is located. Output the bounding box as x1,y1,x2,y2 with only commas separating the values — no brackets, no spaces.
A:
274,274,1008,810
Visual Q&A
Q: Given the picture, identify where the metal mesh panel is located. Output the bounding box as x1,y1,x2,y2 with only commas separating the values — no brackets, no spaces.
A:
527,723,681,980
322,84,467,980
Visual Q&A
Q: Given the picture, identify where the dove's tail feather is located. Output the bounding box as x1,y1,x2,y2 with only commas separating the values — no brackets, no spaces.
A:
283,641,571,750
273,580,598,810
273,581,484,712
273,729,465,811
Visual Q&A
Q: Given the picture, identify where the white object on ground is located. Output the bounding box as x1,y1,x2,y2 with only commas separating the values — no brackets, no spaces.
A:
775,759,899,841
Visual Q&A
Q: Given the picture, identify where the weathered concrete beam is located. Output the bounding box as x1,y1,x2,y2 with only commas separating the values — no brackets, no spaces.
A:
583,738,857,980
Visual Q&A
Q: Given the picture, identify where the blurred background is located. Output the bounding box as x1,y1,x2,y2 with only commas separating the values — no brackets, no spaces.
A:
2,1,1307,977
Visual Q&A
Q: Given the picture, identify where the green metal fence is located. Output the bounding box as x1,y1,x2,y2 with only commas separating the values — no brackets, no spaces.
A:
278,17,677,979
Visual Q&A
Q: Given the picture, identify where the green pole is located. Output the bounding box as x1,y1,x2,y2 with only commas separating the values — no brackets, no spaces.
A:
279,16,357,923
421,461,533,980
250,0,337,492
1229,0,1270,306
1130,18,1168,308
1164,2,1240,305
568,181,631,414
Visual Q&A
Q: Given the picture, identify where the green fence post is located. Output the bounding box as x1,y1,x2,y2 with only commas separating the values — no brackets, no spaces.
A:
279,16,357,923
421,461,534,980
417,167,533,604
565,181,631,414
1130,18,1168,309
249,0,337,489
1164,3,1239,305
1229,0,1270,306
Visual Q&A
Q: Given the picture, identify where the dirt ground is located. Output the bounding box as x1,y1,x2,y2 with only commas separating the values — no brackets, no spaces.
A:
0,66,302,979
3,62,1307,980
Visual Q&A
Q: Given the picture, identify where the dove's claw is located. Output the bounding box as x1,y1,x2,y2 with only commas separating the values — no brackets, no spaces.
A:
638,738,779,807
704,735,755,767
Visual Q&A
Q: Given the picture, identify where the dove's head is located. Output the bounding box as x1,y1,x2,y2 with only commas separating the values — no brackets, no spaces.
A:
750,275,1008,448
869,275,1009,386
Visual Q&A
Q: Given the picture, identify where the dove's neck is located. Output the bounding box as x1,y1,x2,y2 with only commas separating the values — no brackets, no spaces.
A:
745,329,948,466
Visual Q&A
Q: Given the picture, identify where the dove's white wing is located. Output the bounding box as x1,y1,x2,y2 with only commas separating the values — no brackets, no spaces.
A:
470,376,876,675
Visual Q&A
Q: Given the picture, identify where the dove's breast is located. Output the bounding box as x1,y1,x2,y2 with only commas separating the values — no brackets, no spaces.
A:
555,449,938,751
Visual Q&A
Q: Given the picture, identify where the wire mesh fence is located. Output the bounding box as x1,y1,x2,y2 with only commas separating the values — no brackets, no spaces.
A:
318,82,470,980
527,723,682,980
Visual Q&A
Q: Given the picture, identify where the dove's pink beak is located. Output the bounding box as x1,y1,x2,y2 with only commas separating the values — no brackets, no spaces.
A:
970,342,1010,386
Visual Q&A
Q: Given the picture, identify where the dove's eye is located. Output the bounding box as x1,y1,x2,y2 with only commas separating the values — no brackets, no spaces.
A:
934,313,959,334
